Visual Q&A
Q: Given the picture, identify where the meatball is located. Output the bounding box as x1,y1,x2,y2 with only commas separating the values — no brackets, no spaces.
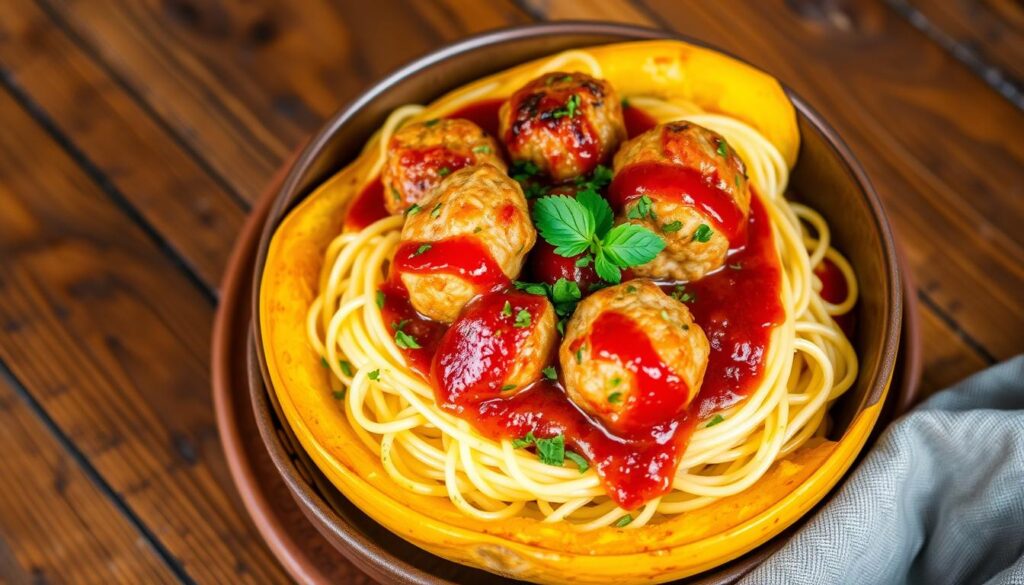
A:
432,291,557,406
610,122,751,281
559,280,709,434
498,72,625,182
382,118,506,215
396,165,535,322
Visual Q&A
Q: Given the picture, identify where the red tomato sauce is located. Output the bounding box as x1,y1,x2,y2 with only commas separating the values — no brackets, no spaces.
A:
608,162,748,247
623,103,658,138
344,178,389,230
814,258,855,338
449,98,504,140
393,236,510,291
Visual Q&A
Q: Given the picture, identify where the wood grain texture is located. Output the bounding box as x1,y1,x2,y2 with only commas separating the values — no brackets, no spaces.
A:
0,0,246,290
900,0,1024,95
0,89,288,583
0,375,178,585
44,0,530,202
521,0,1024,391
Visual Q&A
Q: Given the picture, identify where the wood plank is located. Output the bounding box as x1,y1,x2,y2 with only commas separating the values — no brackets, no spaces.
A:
0,89,288,583
898,0,1024,98
0,375,178,584
0,0,247,290
521,0,1023,371
44,0,531,202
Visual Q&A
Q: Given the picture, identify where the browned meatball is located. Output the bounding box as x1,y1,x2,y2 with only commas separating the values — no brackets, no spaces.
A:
559,280,709,434
498,72,625,182
432,291,557,405
610,122,751,281
395,165,535,322
382,118,506,215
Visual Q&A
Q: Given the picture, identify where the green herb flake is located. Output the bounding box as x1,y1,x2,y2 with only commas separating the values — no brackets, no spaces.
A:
413,243,432,256
320,356,329,368
375,290,386,309
551,278,582,305
367,369,381,381
424,118,440,127
552,94,581,119
626,195,653,220
472,144,492,154
608,391,623,404
621,97,631,108
510,160,540,182
614,514,633,528
500,384,517,392
660,310,670,321
626,285,637,293
670,286,695,303
511,432,536,449
514,281,549,296
430,202,443,218
395,330,422,350
575,345,584,364
332,390,346,400
706,414,725,428
542,366,558,381
560,74,573,82
502,300,513,317
661,220,683,233
438,167,451,177
717,140,728,157
339,360,353,377
556,318,567,336
514,309,532,328
405,203,421,216
693,224,713,243
535,434,565,466
565,451,589,474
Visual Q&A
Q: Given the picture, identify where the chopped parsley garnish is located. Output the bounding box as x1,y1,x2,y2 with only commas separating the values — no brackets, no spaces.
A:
332,390,346,400
390,186,401,201
717,140,728,157
660,310,670,321
706,414,725,428
513,280,549,296
575,345,584,364
367,369,381,381
626,194,654,220
542,366,558,381
339,360,353,377
510,160,540,182
514,309,532,328
556,318,567,335
535,434,565,466
661,220,683,233
621,97,630,108
412,243,431,256
614,514,633,528
670,286,695,303
500,384,517,392
405,203,421,216
430,202,443,218
438,167,451,177
532,194,664,284
693,224,713,243
501,300,513,317
511,432,536,449
394,330,421,349
375,290,385,309
608,391,623,403
565,451,589,474
472,144,491,154
552,94,581,119
551,278,581,305
424,118,440,127
320,356,329,368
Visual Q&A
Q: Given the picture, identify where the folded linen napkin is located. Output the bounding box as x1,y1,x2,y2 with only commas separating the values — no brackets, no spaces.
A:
740,355,1024,585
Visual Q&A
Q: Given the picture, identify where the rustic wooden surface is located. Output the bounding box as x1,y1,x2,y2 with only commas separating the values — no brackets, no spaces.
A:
0,0,1020,582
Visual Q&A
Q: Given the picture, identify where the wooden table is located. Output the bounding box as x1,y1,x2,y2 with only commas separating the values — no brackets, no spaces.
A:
0,1,1020,582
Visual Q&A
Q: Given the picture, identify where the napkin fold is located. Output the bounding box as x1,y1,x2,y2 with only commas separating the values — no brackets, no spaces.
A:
740,355,1024,585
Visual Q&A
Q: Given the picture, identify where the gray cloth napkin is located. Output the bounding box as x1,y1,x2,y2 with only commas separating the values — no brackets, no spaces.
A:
739,355,1024,585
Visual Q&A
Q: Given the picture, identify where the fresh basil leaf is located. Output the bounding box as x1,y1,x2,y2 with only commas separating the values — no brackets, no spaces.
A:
601,224,665,267
594,251,621,283
533,195,595,257
575,190,613,238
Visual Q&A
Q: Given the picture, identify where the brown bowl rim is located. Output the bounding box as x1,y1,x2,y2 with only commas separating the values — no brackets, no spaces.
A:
246,20,903,583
